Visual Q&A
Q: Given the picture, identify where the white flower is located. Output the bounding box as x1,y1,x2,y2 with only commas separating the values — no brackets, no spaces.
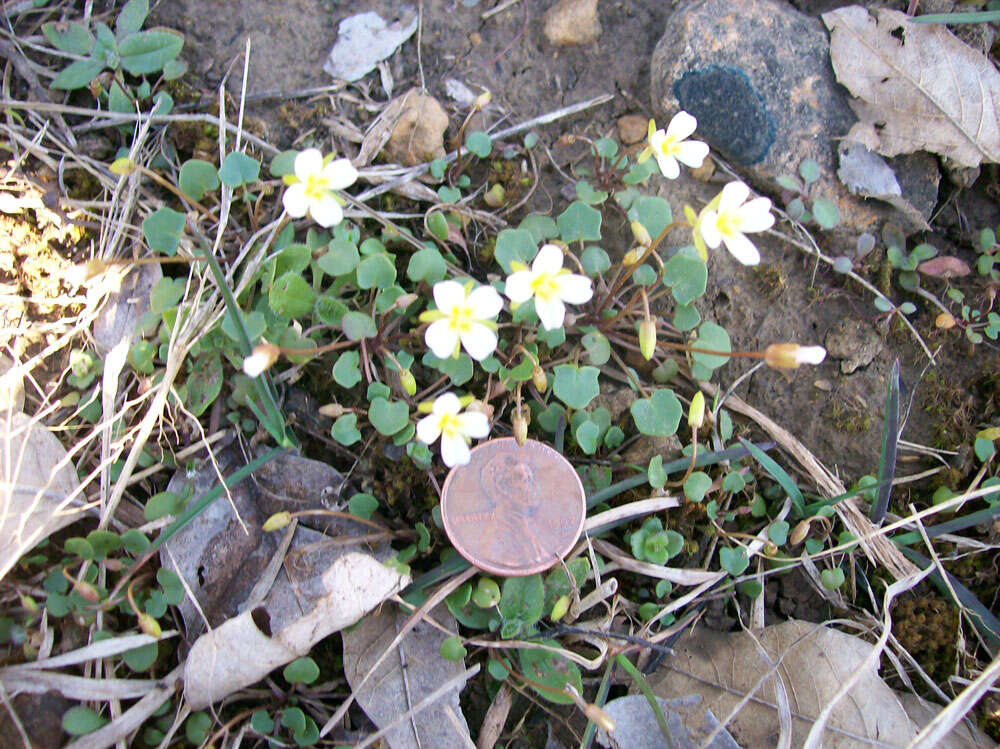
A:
698,181,775,265
282,148,358,227
421,280,503,361
242,343,280,377
647,112,710,180
416,393,490,467
763,343,827,370
504,244,593,330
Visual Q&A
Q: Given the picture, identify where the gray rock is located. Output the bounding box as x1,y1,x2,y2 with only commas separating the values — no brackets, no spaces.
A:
650,0,938,233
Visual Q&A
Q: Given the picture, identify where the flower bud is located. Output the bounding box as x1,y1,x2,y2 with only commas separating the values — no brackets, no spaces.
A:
512,406,529,446
319,403,346,418
630,221,652,248
550,594,570,622
638,318,656,361
74,579,101,603
935,312,956,329
399,368,417,396
484,183,506,208
763,343,826,370
263,511,292,532
242,343,280,377
622,247,643,266
789,519,811,546
20,594,37,614
583,703,616,733
393,293,419,311
688,391,706,429
473,90,492,110
138,612,162,638
532,364,548,393
466,399,494,420
109,157,137,175
764,540,778,556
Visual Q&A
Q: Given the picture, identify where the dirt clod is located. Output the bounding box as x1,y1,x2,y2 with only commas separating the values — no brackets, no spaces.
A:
384,90,450,166
543,0,602,47
617,114,647,145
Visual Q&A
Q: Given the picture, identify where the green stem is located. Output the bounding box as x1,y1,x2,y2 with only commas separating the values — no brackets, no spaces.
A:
615,654,674,749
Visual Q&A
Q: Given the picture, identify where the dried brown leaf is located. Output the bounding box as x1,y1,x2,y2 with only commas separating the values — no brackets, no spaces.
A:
1,413,82,580
823,6,1000,168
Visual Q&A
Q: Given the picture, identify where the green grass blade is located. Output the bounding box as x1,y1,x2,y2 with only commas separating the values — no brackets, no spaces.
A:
615,654,675,749
871,358,900,524
738,437,804,516
891,504,1000,547
911,10,1000,23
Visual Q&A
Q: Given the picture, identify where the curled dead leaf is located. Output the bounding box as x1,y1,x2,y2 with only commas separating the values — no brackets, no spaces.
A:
917,255,971,278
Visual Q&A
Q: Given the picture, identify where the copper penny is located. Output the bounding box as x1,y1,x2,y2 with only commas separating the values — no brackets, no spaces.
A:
440,437,586,577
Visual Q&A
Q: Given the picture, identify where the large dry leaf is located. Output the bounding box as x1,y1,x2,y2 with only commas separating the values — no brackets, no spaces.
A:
823,6,1000,168
343,604,472,749
183,552,408,708
650,620,986,748
1,413,82,581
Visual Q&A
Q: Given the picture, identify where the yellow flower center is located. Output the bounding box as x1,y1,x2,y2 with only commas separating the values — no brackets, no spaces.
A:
304,172,330,200
446,301,475,332
438,411,462,440
715,210,738,237
529,271,561,302
658,135,678,156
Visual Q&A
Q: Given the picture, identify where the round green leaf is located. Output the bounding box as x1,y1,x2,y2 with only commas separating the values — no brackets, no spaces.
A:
552,365,600,410
162,58,187,80
628,195,673,239
427,212,450,241
518,214,558,244
518,641,582,705
185,711,212,745
499,574,545,631
683,471,712,503
630,388,682,437
369,398,409,436
580,246,610,276
407,246,447,283
51,59,105,90
557,201,602,243
719,547,749,576
178,159,220,201
121,529,150,555
799,158,821,185
65,537,94,560
812,198,840,229
663,246,707,305
672,304,700,331
184,355,222,416
332,351,362,388
575,420,600,454
269,271,315,318
494,228,537,273
123,641,158,671
283,656,320,684
691,322,731,371
63,706,108,736
318,238,360,277
145,491,180,521
331,414,361,446
356,253,397,290
42,21,95,56
218,151,261,188
581,330,610,366
250,709,274,734
820,567,845,590
439,636,468,661
768,520,790,546
349,492,379,519
269,150,297,177
118,29,184,75
464,131,492,158
341,311,376,341
149,277,185,313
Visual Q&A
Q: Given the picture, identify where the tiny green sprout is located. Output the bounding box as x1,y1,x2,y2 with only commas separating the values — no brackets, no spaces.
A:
550,594,570,622
440,636,468,661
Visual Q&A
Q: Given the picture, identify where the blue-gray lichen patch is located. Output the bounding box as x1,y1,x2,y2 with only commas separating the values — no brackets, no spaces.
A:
672,66,776,166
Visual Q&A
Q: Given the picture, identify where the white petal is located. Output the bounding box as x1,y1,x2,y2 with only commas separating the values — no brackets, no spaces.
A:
433,392,462,416
654,151,680,179
534,296,566,330
456,411,489,439
532,244,564,274
554,273,593,304
293,149,323,181
433,280,467,313
699,210,723,248
322,158,358,190
734,197,775,233
718,181,750,214
796,346,826,365
466,285,503,320
309,194,344,227
416,413,442,445
665,111,698,141
504,271,535,303
242,352,267,377
674,140,710,168
282,183,308,218
648,128,667,150
440,432,471,467
425,319,460,359
459,323,498,361
722,232,761,265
